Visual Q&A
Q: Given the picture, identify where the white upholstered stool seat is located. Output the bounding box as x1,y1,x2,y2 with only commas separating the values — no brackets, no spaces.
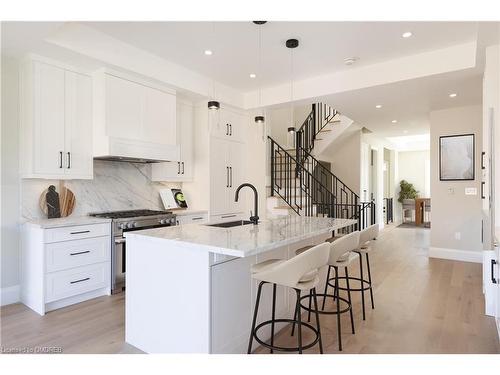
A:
325,234,345,243
329,251,359,267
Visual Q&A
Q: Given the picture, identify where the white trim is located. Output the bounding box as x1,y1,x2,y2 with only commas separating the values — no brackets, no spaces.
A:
496,318,500,340
429,247,482,263
1,285,21,306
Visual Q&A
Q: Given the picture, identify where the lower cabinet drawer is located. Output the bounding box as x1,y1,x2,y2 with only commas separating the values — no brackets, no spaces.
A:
44,223,111,243
45,262,110,303
177,213,208,225
46,236,110,273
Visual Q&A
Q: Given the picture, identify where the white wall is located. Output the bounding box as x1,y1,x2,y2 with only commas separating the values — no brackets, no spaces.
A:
397,150,431,198
430,105,482,257
1,56,21,292
268,104,312,147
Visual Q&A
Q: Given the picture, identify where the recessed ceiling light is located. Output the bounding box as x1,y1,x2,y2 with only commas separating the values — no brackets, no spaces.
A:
375,105,382,109
402,31,413,38
249,73,256,78
449,93,457,98
392,120,398,123
204,50,213,56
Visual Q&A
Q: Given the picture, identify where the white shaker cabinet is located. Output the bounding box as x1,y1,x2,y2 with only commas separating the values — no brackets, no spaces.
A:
151,100,194,181
210,137,245,216
20,57,93,179
210,107,246,143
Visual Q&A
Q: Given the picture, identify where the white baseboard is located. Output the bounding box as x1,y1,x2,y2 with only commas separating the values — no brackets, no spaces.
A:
1,285,21,306
429,247,482,263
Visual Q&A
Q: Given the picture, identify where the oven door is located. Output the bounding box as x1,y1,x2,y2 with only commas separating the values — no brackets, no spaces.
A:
113,237,126,294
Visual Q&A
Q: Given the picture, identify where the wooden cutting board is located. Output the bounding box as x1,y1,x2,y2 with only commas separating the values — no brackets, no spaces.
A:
39,181,76,218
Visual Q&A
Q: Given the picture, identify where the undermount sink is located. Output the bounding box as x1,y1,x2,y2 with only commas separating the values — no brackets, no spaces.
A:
206,220,254,228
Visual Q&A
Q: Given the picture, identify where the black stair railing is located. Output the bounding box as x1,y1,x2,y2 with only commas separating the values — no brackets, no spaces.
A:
269,136,376,230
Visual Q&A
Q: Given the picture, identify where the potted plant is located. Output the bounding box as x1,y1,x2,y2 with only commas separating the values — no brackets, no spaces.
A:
398,180,418,203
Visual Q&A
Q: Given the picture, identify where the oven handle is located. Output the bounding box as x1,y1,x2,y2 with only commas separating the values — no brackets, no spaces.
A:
115,238,126,244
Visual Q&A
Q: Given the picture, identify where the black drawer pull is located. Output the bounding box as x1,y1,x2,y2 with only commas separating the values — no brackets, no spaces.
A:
70,277,90,284
70,250,90,256
221,214,236,219
492,259,498,284
191,217,203,221
70,230,90,235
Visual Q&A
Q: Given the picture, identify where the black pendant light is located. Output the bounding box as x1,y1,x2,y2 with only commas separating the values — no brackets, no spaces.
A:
254,21,266,124
207,22,220,110
286,38,299,130
207,100,220,110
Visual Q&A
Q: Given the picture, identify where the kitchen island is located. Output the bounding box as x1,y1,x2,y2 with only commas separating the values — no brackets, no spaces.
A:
124,216,357,353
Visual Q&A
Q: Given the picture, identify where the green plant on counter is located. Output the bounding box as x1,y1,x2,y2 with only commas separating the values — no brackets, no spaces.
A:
398,180,419,203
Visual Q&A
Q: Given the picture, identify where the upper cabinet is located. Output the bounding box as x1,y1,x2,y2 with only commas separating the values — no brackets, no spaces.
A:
93,70,179,162
20,57,93,179
151,100,194,182
210,108,247,143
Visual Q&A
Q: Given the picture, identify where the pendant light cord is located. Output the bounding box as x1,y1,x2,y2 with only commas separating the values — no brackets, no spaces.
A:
290,47,294,127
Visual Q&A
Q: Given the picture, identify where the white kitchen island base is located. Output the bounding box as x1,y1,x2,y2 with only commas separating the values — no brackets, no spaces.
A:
125,217,356,353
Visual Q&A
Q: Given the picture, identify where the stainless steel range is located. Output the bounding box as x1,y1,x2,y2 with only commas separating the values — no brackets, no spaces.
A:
89,209,176,294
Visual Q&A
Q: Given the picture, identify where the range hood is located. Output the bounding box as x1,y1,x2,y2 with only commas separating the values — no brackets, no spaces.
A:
94,155,166,164
93,136,180,164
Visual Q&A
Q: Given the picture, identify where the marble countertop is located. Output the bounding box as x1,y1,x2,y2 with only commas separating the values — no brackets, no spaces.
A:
26,216,112,229
125,216,357,257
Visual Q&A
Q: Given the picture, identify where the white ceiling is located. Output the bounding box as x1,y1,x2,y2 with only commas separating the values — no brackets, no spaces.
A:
320,68,482,138
84,21,481,91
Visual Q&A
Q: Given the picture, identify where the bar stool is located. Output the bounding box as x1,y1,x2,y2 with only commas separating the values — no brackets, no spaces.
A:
247,242,330,354
353,224,379,320
296,231,360,351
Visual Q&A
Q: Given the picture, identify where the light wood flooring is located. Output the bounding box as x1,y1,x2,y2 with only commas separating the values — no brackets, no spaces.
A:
1,225,499,354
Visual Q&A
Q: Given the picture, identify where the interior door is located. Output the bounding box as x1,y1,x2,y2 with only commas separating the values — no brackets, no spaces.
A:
33,61,66,175
64,71,92,178
210,137,229,215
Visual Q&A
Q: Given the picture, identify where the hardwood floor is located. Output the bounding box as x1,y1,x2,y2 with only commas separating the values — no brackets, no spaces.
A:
1,225,499,354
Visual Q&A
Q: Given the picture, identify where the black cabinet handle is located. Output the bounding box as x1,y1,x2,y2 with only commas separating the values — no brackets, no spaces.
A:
229,124,232,136
182,162,185,174
70,230,90,235
191,217,203,221
482,151,486,170
481,182,485,199
491,259,497,284
177,162,180,174
221,214,236,219
229,166,232,187
67,152,71,169
70,250,90,256
70,277,90,284
59,151,63,168
226,166,229,187
226,124,229,136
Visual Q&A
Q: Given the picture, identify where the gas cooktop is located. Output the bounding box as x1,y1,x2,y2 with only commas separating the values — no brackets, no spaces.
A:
89,209,172,219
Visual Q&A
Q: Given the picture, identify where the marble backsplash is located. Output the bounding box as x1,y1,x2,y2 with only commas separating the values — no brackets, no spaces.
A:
21,160,180,220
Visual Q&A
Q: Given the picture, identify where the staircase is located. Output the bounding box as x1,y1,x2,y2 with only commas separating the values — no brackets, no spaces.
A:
268,103,375,230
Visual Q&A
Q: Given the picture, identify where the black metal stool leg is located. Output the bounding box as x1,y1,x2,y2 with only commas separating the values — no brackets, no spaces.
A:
270,283,277,353
366,253,374,309
321,265,332,310
308,292,312,322
291,296,299,336
359,253,366,320
295,289,303,354
345,267,355,334
312,287,323,354
334,266,342,351
248,281,265,354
